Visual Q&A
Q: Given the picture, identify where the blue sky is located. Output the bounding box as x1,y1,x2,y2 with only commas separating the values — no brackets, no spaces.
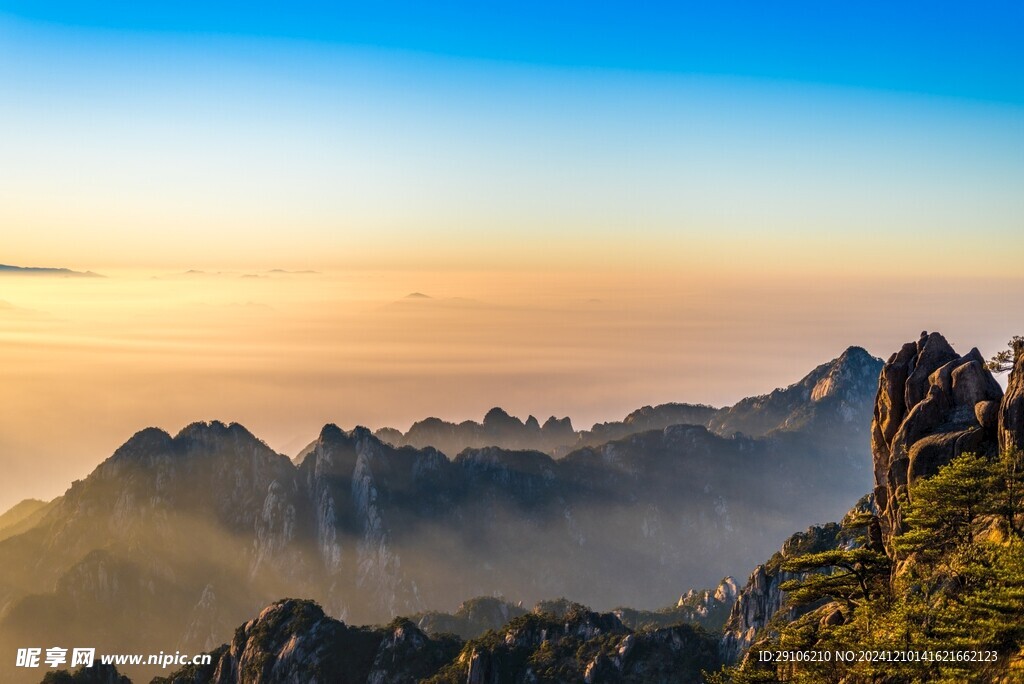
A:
2,2,1024,508
0,2,1022,274
3,1,1023,103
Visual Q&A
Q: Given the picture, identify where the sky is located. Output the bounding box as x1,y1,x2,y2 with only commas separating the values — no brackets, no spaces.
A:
1,2,1023,510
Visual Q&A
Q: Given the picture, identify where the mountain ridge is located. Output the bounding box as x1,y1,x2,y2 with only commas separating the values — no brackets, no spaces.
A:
368,345,881,458
0,348,881,682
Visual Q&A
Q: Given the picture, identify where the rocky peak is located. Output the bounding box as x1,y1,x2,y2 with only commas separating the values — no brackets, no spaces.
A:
367,618,461,684
174,420,261,448
675,576,736,610
714,576,739,603
105,422,278,471
86,421,292,531
809,346,880,403
318,422,352,447
386,408,578,457
106,427,174,464
708,347,883,438
482,407,522,431
541,415,575,440
871,332,1004,546
199,599,381,684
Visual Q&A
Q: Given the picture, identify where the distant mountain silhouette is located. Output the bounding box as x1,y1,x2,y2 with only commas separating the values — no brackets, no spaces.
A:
376,407,577,457
0,499,51,542
0,263,102,277
374,347,883,458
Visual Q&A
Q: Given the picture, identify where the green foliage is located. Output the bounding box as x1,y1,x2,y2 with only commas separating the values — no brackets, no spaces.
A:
895,452,995,558
721,451,1024,683
781,547,890,610
987,335,1024,374
995,448,1024,537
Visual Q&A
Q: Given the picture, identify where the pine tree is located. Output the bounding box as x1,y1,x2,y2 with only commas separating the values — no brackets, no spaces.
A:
894,452,996,561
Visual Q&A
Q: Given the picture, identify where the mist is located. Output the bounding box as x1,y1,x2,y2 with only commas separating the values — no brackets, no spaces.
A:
2,268,1022,511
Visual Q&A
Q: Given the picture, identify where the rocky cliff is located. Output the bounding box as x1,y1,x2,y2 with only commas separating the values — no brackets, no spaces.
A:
150,599,459,684
710,347,881,440
718,331,1024,666
871,332,1005,544
719,522,848,663
999,340,1024,454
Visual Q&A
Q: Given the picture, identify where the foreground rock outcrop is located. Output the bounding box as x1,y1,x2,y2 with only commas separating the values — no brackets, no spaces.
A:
871,332,1005,544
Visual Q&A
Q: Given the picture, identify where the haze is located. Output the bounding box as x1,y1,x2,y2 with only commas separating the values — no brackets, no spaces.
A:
0,268,1020,511
2,5,1024,509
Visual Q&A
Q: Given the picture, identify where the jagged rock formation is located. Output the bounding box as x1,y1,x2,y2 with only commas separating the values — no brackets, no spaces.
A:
152,599,459,684
871,332,1004,544
374,407,578,457
717,494,875,664
716,333,1024,667
414,579,739,645
719,522,850,663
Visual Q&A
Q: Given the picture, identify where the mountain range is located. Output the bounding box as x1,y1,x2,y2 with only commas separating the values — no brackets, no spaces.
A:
0,346,883,682
371,346,880,459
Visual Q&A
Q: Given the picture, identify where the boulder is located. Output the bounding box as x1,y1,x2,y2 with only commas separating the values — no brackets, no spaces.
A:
871,332,1001,546
951,357,1003,408
976,400,1000,433
907,427,987,484
904,332,958,411
820,605,845,627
